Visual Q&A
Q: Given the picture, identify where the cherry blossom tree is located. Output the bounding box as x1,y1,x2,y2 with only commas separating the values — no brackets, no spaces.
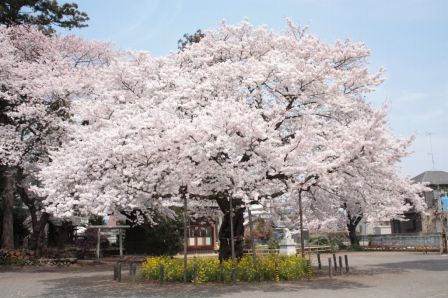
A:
268,106,427,246
0,24,111,251
173,20,411,253
37,20,425,258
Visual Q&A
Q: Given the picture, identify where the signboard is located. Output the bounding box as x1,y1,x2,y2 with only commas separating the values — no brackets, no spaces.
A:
301,230,310,241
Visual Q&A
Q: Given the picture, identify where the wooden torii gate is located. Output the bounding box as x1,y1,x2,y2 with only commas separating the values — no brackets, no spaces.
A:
88,225,130,259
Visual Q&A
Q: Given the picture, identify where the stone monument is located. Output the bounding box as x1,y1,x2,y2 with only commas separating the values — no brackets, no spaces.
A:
279,228,297,256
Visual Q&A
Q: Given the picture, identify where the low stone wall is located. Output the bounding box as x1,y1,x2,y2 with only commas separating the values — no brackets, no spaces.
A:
361,233,441,251
0,249,78,266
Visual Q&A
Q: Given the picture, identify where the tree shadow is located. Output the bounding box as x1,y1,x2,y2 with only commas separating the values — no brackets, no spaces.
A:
29,254,448,297
37,273,372,297
370,258,448,272
314,252,448,276
336,255,448,277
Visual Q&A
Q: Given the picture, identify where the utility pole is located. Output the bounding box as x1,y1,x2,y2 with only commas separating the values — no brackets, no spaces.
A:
229,196,236,265
247,204,258,271
425,132,436,170
298,189,305,257
182,187,188,283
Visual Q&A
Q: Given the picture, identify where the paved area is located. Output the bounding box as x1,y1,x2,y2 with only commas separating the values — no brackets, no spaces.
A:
1,252,448,297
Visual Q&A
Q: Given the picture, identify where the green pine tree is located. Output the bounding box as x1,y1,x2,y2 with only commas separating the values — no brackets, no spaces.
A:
0,0,89,34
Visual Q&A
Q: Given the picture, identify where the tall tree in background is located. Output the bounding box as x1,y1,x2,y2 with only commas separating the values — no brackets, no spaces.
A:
0,26,110,253
0,0,89,34
178,29,205,50
0,0,89,250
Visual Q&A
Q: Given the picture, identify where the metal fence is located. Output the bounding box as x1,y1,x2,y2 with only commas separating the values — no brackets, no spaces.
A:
243,245,331,256
360,233,441,251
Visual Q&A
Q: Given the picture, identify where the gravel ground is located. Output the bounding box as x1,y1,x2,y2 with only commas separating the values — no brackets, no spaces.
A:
1,251,448,298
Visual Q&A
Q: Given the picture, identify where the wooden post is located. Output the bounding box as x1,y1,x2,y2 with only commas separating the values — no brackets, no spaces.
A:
231,267,237,283
193,264,199,284
307,259,312,281
274,260,279,282
338,256,343,274
117,261,122,282
220,265,224,282
183,191,188,283
317,253,321,269
113,262,118,280
424,236,427,254
229,196,236,266
248,206,258,279
442,214,448,254
440,233,443,254
119,228,123,258
332,253,337,272
131,262,137,282
243,268,249,281
328,258,332,278
159,264,164,285
129,262,137,277
344,254,349,273
96,228,101,259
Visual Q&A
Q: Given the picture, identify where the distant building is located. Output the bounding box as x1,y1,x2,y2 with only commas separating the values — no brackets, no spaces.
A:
357,219,392,237
356,171,448,238
392,170,448,234
187,217,220,252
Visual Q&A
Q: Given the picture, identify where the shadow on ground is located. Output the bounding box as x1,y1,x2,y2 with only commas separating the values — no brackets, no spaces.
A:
32,254,448,297
371,258,448,272
335,255,448,276
37,273,371,297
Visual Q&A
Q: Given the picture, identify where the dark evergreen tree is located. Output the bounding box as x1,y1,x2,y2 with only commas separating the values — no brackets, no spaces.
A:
0,0,89,34
178,29,205,50
125,209,183,256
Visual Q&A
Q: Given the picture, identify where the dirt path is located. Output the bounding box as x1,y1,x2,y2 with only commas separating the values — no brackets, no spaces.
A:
1,251,447,297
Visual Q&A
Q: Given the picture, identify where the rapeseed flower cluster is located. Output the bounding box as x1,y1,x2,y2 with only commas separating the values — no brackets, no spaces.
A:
140,255,310,283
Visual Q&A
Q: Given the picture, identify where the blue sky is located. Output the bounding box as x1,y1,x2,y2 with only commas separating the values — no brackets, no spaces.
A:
59,0,448,177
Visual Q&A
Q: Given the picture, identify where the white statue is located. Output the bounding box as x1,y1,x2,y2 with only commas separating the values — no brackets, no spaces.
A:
283,228,293,240
279,227,296,255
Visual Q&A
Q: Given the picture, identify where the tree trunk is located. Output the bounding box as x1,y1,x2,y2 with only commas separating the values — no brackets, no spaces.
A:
56,221,72,250
24,203,48,255
347,213,362,247
347,223,359,246
1,167,16,249
247,207,257,270
16,172,38,251
216,196,245,262
35,212,49,257
16,169,50,255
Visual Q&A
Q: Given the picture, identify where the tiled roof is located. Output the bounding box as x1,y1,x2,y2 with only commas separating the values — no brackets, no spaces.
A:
412,171,448,185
